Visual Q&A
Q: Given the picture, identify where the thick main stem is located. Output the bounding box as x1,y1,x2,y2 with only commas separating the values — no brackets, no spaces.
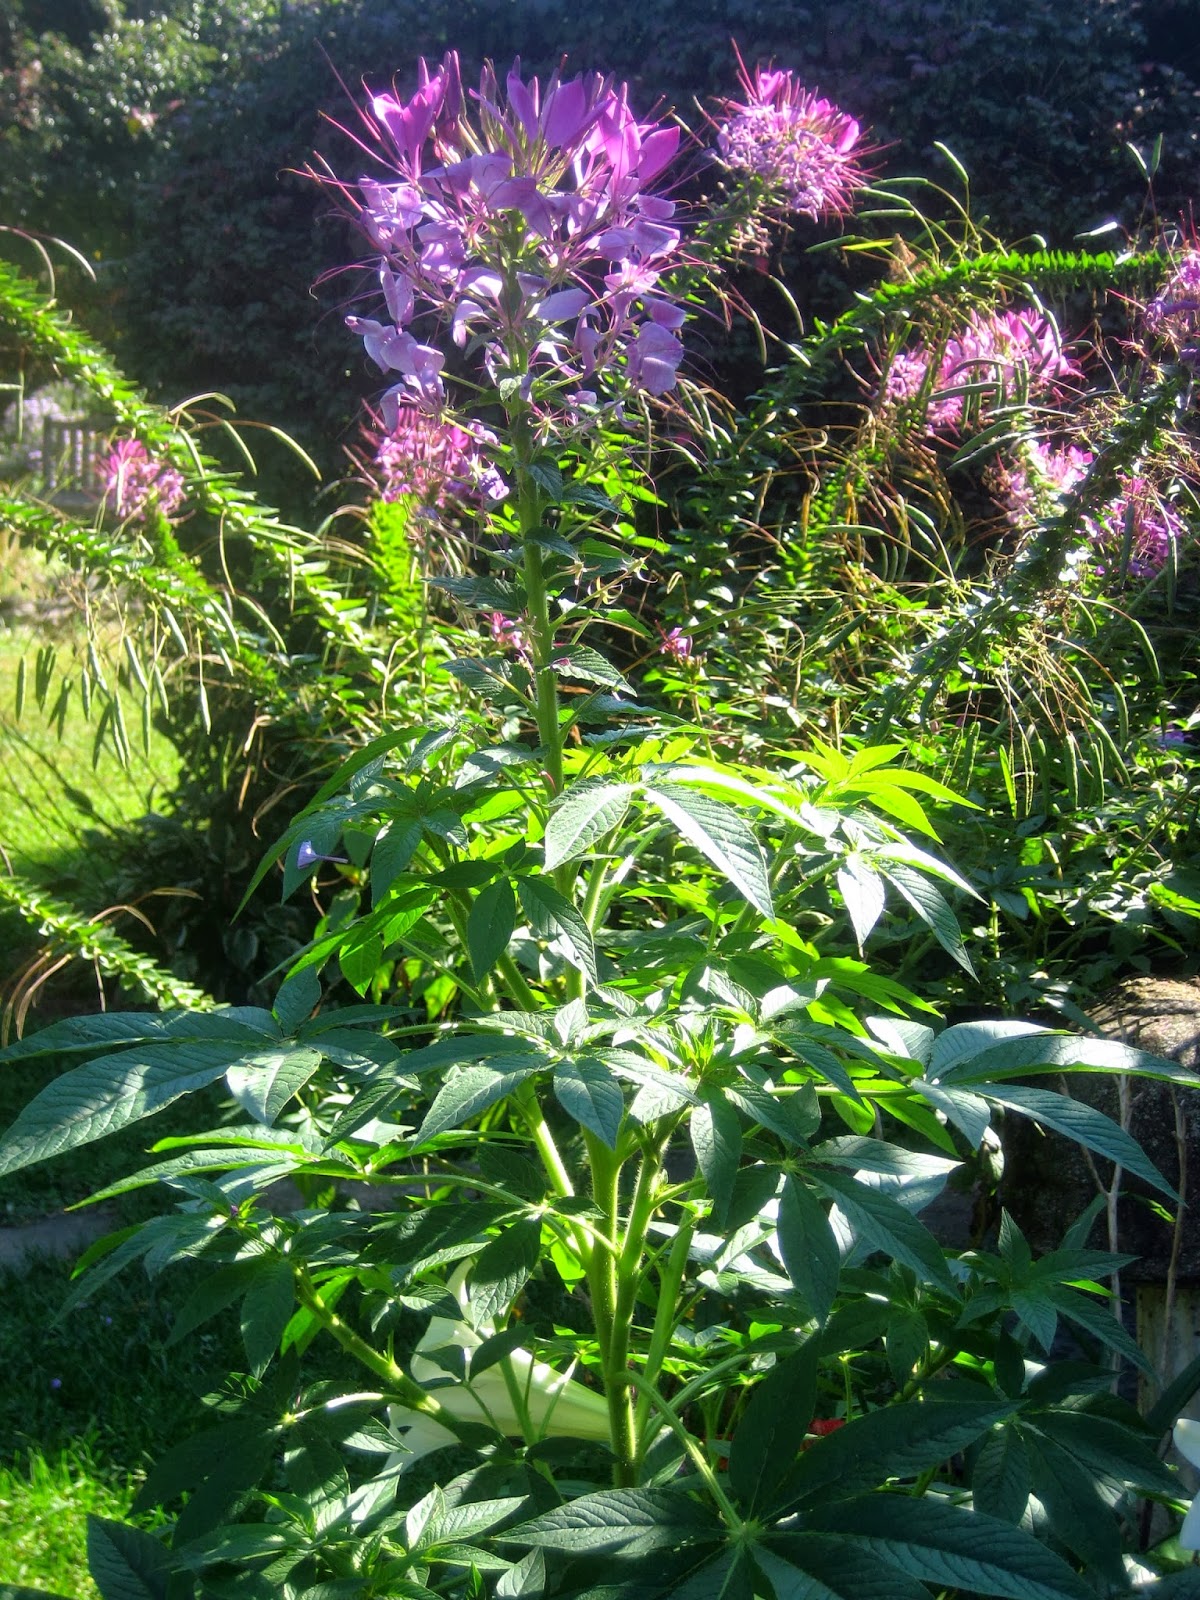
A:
583,1129,638,1485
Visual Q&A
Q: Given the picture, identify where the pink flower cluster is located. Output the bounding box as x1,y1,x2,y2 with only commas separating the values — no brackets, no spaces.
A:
990,438,1093,525
1086,476,1187,579
338,53,684,421
372,405,507,510
716,61,867,221
1143,248,1200,364
884,309,1079,434
103,439,185,523
488,610,530,663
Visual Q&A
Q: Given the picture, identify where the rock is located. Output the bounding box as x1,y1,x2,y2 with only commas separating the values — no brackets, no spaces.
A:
1000,977,1200,1281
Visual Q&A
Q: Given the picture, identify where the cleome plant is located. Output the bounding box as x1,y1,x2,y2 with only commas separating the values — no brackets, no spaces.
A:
5,48,1200,1600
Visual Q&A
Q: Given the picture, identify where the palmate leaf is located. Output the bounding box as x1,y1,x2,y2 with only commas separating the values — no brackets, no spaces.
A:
517,877,599,983
544,782,634,869
728,1346,817,1513
776,1175,840,1324
1025,1433,1124,1588
836,857,886,949
226,1046,322,1126
468,877,517,980
754,1537,929,1600
881,862,974,974
469,1218,542,1325
413,1059,544,1146
555,1056,624,1149
980,1083,1174,1196
0,1008,276,1064
811,1167,955,1291
788,1495,1093,1600
972,1426,1031,1524
773,1398,1013,1512
935,1027,1200,1087
690,1094,742,1227
0,1036,312,1176
86,1516,171,1600
506,1488,720,1557
644,783,774,917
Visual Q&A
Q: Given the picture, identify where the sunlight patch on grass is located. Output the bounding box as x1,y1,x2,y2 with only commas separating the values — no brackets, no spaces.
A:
0,1442,136,1600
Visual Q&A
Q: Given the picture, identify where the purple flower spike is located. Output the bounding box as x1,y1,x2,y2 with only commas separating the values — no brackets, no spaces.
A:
333,53,687,421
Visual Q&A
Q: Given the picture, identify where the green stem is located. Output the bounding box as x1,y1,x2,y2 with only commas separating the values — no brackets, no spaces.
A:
622,1370,743,1532
634,1210,697,1461
292,1265,474,1443
582,1129,634,1483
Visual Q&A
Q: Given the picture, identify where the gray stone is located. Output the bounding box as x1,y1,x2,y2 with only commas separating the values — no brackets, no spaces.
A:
1001,977,1200,1281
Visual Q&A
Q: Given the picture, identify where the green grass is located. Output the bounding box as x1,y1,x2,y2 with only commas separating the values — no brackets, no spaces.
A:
0,1442,136,1600
0,1251,247,1600
0,619,180,884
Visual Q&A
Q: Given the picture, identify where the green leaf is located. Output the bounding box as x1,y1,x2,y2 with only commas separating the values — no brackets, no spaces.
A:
777,1176,840,1324
1026,1433,1124,1587
415,1060,542,1146
881,863,974,975
814,1136,959,1181
507,1488,719,1556
645,784,773,918
495,1551,546,1599
0,1040,280,1176
553,645,632,693
544,783,633,870
1147,1350,1200,1438
468,878,517,981
837,858,885,950
272,968,321,1034
690,1095,742,1228
86,1517,170,1600
751,1547,854,1600
1047,1284,1155,1375
759,1537,929,1600
812,1167,955,1291
555,1057,624,1149
469,1219,541,1326
226,1046,322,1127
240,1257,295,1375
777,1399,1013,1510
165,1260,260,1347
885,1308,929,1386
805,1494,1092,1599
371,817,423,903
939,1029,1200,1087
517,877,598,983
972,1427,1031,1523
729,1347,817,1513
0,1009,275,1065
980,1083,1175,1197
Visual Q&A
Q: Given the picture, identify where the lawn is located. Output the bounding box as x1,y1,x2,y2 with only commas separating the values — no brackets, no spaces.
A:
0,541,195,1599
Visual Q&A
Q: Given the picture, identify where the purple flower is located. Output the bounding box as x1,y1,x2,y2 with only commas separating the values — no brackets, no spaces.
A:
716,55,868,221
884,309,1079,435
488,611,531,665
989,438,1093,524
328,54,685,420
657,625,694,662
1144,247,1200,364
104,439,185,523
371,406,508,511
297,841,348,868
1085,475,1187,579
